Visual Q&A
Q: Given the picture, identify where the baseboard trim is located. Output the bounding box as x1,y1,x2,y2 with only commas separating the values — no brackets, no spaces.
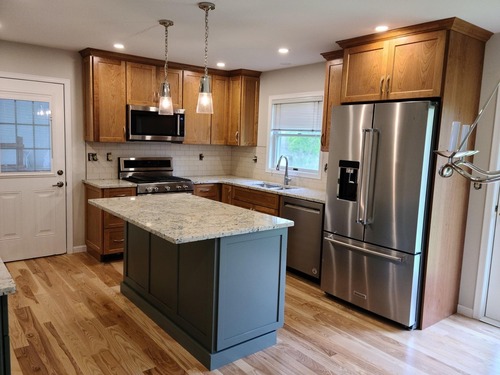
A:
71,245,87,254
457,304,473,318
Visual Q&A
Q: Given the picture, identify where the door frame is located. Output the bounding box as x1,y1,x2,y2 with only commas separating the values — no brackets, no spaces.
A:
0,71,73,256
473,91,500,324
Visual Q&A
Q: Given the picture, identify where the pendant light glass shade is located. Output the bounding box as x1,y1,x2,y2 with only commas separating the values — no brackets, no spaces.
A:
196,2,215,114
159,19,174,115
196,75,213,114
159,82,174,115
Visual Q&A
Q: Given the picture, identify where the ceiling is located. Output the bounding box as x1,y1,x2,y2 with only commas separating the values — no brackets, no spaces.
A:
1,0,499,72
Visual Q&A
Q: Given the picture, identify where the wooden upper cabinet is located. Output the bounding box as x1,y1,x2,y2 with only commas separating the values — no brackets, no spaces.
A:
228,74,260,146
182,70,212,144
211,75,229,145
83,55,126,142
340,30,446,102
320,51,343,152
126,62,157,106
156,67,183,111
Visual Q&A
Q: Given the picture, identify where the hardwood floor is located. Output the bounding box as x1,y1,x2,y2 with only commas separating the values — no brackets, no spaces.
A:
5,253,500,374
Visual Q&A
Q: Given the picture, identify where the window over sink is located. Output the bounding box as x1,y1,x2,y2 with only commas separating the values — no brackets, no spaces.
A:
267,92,323,179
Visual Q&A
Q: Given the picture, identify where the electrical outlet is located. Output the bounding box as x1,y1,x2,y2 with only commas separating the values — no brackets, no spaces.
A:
106,152,113,161
87,153,98,161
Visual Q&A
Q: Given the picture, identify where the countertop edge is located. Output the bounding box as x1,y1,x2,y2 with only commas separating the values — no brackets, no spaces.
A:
0,259,16,295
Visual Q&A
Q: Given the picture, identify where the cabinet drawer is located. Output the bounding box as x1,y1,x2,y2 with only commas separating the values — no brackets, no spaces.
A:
104,228,126,254
231,187,279,210
194,184,221,201
103,188,135,228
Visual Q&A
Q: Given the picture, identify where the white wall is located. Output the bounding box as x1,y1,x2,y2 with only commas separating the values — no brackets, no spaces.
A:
0,40,86,249
231,62,328,190
459,33,500,314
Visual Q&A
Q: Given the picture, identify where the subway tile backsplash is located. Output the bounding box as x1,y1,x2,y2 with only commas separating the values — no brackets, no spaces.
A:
85,142,327,191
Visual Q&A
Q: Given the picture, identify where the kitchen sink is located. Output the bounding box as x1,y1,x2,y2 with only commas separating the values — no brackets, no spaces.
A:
253,182,297,190
253,182,282,189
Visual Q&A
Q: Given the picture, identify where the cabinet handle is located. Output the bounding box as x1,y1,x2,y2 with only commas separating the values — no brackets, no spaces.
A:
380,76,385,94
112,239,125,243
235,131,239,142
113,194,127,197
386,75,391,94
199,188,211,192
321,133,325,146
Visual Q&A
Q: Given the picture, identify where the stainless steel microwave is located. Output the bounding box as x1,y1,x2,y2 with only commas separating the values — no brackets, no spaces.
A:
127,105,185,142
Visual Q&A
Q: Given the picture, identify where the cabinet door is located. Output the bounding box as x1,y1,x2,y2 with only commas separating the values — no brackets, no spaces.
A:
240,76,259,146
221,184,232,204
92,57,127,142
126,62,157,106
156,67,183,111
227,76,242,146
228,75,259,146
341,41,388,103
386,31,446,100
321,60,343,152
182,71,211,144
211,75,229,145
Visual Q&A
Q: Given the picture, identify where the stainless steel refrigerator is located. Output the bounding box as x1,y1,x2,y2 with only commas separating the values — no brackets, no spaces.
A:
321,101,438,328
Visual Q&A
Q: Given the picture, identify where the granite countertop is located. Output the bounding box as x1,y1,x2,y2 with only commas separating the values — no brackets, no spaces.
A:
187,175,326,203
0,259,16,296
83,179,137,189
89,194,294,244
83,176,326,203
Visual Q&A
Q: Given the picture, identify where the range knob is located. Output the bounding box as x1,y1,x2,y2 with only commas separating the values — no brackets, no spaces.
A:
153,186,159,192
145,186,154,193
164,185,171,191
176,185,182,190
182,184,189,189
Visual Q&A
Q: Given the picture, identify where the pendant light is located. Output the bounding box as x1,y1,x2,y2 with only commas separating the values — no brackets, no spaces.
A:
196,2,215,114
159,19,174,115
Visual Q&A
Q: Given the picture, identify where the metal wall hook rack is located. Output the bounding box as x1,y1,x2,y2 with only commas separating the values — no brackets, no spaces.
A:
435,80,500,185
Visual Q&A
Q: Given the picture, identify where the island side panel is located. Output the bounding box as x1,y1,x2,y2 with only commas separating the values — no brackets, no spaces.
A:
217,228,287,351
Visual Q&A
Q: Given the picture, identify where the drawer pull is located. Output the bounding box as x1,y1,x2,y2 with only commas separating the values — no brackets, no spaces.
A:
199,188,211,192
112,239,125,243
113,194,127,197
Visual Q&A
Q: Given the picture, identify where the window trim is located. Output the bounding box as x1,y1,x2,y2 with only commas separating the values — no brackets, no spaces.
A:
266,91,324,180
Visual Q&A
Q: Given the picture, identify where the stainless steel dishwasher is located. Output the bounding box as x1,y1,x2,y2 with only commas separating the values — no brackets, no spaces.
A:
280,196,324,279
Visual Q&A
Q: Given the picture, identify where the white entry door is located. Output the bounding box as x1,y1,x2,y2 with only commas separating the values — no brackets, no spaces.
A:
0,77,66,262
485,187,500,325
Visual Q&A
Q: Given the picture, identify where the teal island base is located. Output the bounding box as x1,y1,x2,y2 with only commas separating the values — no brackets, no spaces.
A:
121,223,288,371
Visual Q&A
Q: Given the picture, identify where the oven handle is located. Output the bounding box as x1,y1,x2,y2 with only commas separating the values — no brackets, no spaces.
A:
324,236,404,263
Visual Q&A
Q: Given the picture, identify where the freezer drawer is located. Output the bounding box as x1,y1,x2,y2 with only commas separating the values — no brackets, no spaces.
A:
320,233,421,328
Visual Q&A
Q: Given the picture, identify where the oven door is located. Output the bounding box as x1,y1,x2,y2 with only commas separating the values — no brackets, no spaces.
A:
127,105,184,142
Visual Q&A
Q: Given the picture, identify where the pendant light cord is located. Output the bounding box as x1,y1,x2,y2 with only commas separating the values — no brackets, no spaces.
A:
203,7,209,78
164,23,169,81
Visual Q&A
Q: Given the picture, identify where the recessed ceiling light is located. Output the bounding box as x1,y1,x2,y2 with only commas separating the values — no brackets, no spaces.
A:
375,25,389,32
278,48,289,54
113,43,125,49
216,62,226,68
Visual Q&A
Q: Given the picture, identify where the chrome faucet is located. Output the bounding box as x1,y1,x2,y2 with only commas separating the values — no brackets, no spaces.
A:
276,155,292,186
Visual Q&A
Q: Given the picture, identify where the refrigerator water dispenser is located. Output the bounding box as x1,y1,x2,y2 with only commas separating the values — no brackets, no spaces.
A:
337,160,359,201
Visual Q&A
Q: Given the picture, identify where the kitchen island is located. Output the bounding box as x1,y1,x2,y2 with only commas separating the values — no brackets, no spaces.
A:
89,193,293,370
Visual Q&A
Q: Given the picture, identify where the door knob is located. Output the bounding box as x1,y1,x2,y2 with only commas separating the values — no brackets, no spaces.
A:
52,181,64,188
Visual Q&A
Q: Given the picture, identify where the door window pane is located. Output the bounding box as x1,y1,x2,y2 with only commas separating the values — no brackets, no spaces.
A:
0,99,52,173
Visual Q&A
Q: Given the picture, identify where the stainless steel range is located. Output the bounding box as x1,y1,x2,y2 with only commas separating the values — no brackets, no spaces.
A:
119,157,193,194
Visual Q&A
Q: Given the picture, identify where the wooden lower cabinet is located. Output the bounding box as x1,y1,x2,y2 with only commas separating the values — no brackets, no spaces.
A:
226,185,279,216
193,183,221,201
85,184,136,261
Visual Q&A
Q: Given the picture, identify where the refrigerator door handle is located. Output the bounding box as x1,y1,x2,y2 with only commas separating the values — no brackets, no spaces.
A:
357,128,378,225
324,236,405,263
